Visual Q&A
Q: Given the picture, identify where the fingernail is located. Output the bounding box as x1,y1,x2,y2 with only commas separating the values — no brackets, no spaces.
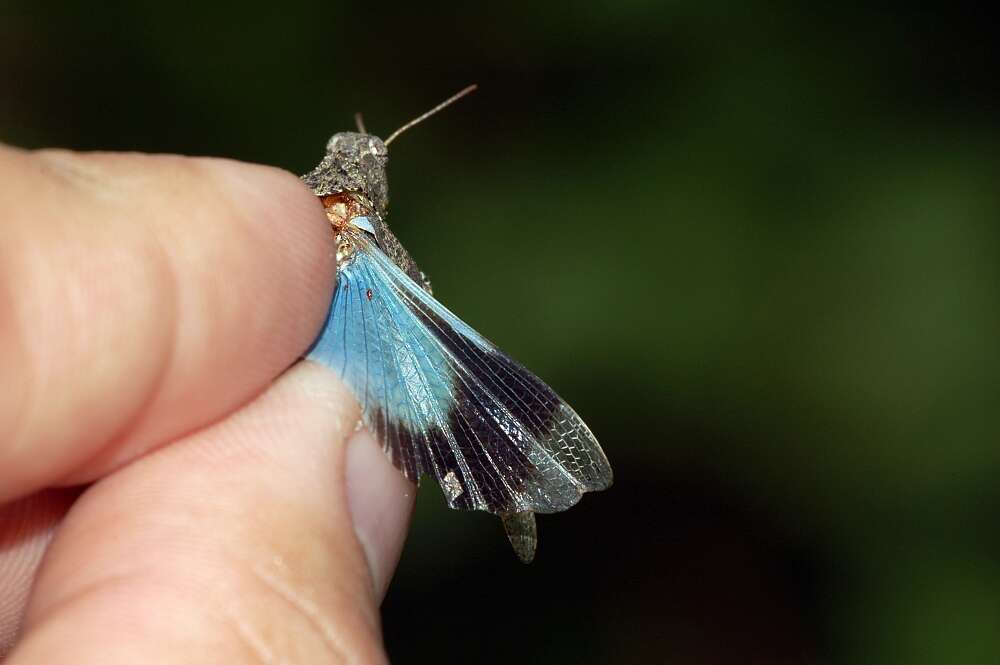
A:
345,428,415,599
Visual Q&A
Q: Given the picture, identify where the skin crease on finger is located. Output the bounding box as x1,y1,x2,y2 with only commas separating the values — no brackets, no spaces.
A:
0,490,79,656
0,145,336,502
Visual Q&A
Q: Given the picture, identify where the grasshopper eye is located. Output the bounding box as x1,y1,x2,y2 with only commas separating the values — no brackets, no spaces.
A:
367,138,387,158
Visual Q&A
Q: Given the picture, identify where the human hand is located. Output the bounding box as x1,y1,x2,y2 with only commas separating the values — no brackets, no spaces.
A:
0,145,413,663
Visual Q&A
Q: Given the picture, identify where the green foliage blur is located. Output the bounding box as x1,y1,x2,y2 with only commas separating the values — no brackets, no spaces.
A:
4,2,998,663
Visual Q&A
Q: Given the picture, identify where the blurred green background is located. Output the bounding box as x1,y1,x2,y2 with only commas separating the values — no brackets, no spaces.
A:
4,2,999,663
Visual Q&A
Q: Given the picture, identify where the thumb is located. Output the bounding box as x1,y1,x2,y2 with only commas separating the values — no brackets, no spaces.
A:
7,362,414,664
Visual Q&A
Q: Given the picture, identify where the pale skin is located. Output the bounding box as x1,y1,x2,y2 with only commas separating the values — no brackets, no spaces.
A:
0,145,414,663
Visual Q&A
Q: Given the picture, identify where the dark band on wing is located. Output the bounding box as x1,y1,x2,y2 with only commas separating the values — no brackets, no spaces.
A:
381,292,611,513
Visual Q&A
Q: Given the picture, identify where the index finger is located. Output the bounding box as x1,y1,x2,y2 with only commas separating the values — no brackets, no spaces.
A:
0,146,334,501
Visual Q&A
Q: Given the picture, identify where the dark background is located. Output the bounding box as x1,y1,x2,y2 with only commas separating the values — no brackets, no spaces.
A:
4,3,999,663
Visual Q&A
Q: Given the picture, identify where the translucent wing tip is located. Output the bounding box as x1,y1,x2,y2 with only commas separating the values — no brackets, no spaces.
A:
501,511,537,564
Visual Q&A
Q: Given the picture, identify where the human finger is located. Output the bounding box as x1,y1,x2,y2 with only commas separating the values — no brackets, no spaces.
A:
6,362,414,663
0,146,334,502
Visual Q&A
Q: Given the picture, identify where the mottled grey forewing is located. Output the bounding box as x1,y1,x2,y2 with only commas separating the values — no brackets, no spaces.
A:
307,229,611,515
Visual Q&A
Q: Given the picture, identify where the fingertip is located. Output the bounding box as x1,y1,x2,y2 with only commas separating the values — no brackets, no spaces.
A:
61,155,338,482
190,156,336,341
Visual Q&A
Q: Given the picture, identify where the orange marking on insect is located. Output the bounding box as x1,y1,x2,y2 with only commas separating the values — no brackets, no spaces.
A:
366,288,373,301
320,193,368,232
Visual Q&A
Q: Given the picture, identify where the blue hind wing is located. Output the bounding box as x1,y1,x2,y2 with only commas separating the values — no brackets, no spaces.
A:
307,231,612,515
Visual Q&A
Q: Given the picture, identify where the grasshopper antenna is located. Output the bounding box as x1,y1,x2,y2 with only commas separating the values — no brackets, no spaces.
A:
354,112,367,134
383,84,478,147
